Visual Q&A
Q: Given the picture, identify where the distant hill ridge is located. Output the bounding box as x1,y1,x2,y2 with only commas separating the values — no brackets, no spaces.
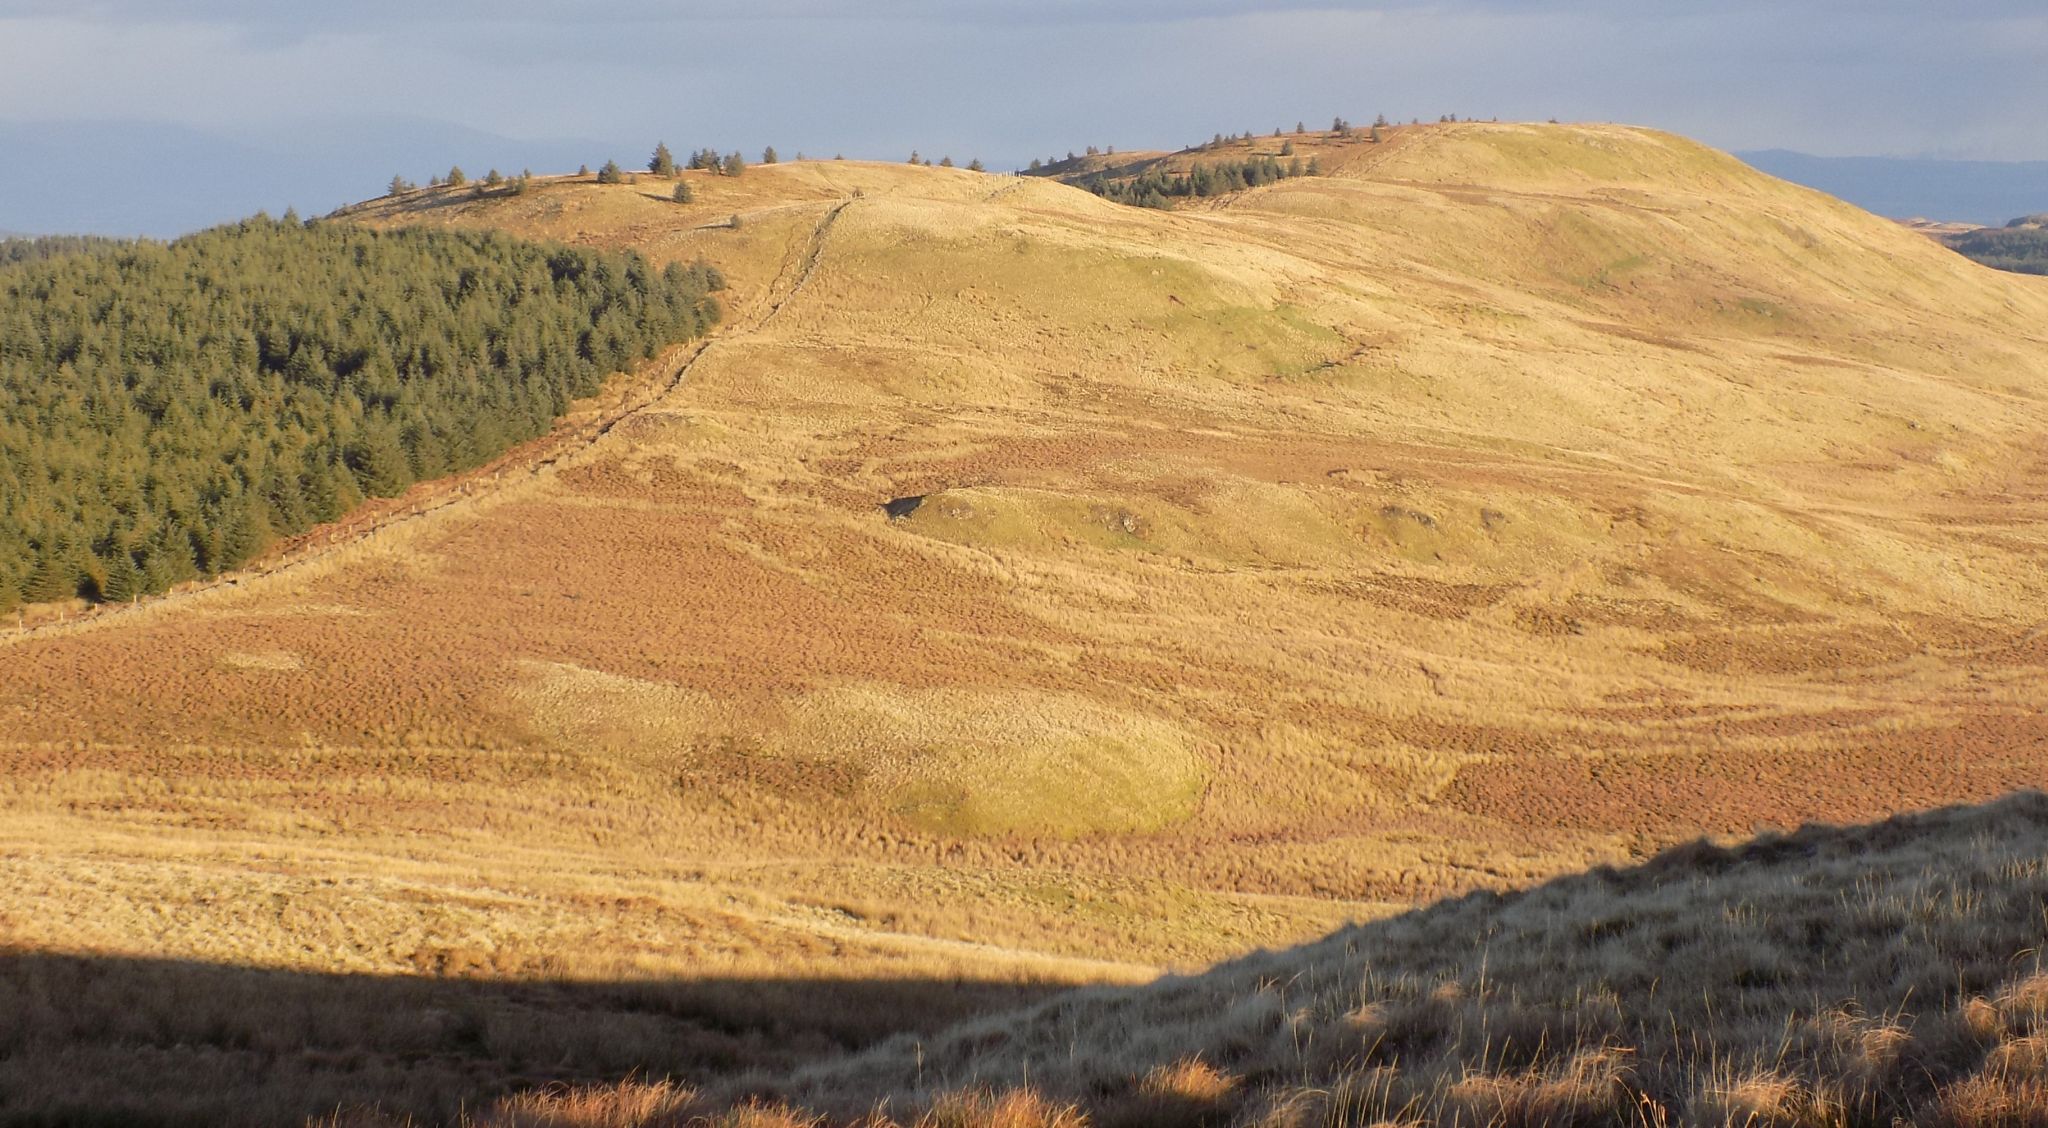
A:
1938,216,2048,276
1738,148,2048,225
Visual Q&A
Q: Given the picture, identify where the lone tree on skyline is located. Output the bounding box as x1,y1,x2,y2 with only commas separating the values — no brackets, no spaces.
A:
762,146,779,164
597,160,626,185
445,166,467,188
386,174,414,196
650,142,676,177
723,151,746,176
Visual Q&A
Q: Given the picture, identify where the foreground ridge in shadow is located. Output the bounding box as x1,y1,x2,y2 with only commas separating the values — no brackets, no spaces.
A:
0,954,1069,1127
6,792,2048,1127
761,790,2048,1127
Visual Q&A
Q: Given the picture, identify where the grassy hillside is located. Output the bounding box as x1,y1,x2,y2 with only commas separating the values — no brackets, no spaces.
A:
3,123,2048,1123
14,796,2037,1126
612,794,2048,1127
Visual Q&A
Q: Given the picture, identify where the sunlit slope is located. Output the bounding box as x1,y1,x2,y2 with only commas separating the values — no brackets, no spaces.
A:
4,122,2047,1004
760,794,2048,1126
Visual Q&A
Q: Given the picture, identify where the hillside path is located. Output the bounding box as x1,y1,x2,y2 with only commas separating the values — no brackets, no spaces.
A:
0,196,857,648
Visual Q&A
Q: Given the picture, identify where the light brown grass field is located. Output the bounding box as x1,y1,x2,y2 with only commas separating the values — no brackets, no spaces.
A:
4,123,2048,1124
711,793,2048,1127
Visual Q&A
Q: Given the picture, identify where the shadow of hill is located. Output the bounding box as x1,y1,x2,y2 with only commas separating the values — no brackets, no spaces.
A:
9,793,2048,1128
0,952,1067,1128
756,791,2048,1123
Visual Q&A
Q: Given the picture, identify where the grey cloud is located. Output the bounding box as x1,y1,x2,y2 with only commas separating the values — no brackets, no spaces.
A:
2,0,2045,228
9,0,2046,28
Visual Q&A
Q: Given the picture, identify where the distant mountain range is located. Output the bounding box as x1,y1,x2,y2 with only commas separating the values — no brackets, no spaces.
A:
0,117,621,239
1738,150,2048,226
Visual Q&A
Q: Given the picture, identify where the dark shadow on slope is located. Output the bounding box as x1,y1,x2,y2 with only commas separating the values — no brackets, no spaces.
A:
0,953,1070,1128
745,790,2048,1123
883,495,926,520
10,793,2048,1128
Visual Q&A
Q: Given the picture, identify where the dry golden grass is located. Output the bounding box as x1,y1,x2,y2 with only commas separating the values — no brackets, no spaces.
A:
4,124,2048,1124
714,794,2048,1127
266,795,2048,1127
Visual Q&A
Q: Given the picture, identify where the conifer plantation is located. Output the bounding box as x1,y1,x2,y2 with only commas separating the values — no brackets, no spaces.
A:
1076,156,1313,209
0,216,724,609
1941,217,2048,276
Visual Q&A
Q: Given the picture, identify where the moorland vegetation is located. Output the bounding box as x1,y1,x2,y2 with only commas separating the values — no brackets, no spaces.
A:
500,795,2048,1128
6,121,2048,1127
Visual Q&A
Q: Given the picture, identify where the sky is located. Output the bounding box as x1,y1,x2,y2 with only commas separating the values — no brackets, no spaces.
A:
3,1,2047,233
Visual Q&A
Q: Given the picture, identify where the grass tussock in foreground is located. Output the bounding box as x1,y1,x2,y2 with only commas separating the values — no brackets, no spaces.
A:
464,794,2048,1128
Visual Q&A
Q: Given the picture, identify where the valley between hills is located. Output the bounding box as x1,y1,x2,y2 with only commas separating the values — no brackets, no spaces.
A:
4,122,2048,1125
